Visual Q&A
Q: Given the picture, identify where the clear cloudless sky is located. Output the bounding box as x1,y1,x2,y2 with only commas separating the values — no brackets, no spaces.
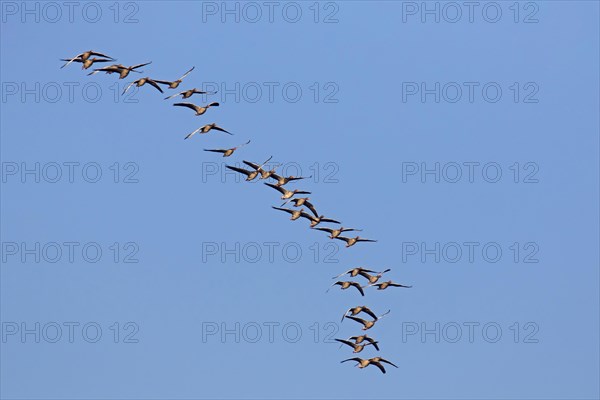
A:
1,1,599,399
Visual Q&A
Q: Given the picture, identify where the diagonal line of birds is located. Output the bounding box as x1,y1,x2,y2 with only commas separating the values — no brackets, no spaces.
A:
61,49,413,374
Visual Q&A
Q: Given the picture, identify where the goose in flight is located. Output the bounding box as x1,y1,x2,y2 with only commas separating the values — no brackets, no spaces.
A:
271,207,333,227
268,173,312,187
225,157,272,181
367,280,413,290
346,334,380,350
155,67,195,89
285,197,318,217
315,226,362,239
357,268,391,284
173,102,219,116
334,236,377,248
271,207,313,221
243,160,280,180
122,77,163,94
164,88,217,100
88,62,151,79
264,183,310,200
61,50,114,68
281,197,311,207
304,214,341,228
203,140,250,157
341,305,378,322
60,57,111,70
341,357,398,374
278,197,337,226
335,338,379,354
344,310,390,330
184,123,232,139
332,267,380,279
327,281,365,296
314,226,363,239
226,166,259,181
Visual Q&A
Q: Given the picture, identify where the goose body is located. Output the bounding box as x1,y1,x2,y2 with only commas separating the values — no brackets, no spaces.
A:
60,57,111,69
173,102,219,116
264,183,311,200
332,267,377,279
335,338,379,353
369,280,412,290
334,235,377,248
155,67,195,89
341,357,398,374
184,123,232,139
88,62,151,79
358,268,391,284
268,173,311,187
165,88,217,100
123,77,163,94
203,140,250,157
314,226,362,239
61,50,114,68
327,281,365,296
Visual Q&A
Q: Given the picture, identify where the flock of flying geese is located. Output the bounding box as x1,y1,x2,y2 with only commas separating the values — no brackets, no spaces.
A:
61,50,412,374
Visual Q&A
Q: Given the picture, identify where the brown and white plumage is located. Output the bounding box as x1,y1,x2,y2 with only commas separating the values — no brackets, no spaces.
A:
155,66,195,89
281,197,310,208
341,357,398,374
344,310,390,330
61,50,114,68
334,236,377,248
341,305,378,322
60,57,111,70
203,140,250,157
327,281,365,296
184,123,232,139
332,267,378,279
367,280,413,290
88,62,151,79
335,338,379,353
225,157,271,180
173,102,219,116
314,226,362,239
122,77,163,94
279,197,337,226
264,183,310,200
347,334,380,350
268,172,311,187
271,207,313,221
243,159,280,180
370,357,399,372
225,165,260,181
164,88,216,100
303,214,341,228
358,268,391,284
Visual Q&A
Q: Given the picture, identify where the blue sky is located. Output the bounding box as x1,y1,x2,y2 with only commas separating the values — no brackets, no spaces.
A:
1,1,599,399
